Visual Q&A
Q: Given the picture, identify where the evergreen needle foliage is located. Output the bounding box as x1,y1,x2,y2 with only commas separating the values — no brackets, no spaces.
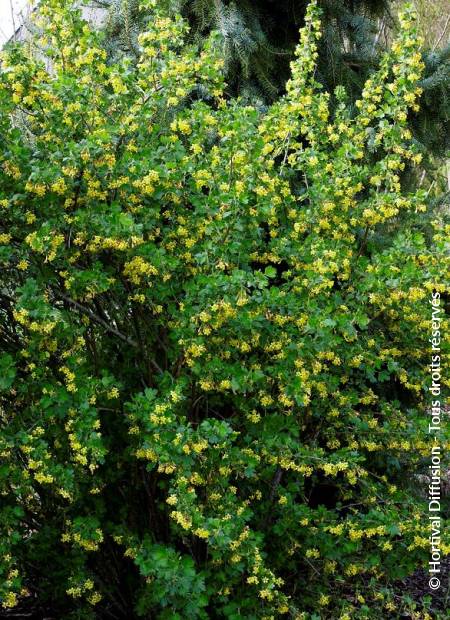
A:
95,0,449,155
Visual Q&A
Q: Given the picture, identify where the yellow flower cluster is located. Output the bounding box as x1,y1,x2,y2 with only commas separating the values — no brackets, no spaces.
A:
123,256,158,284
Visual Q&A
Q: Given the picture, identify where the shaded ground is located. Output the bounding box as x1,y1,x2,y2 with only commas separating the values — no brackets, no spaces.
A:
398,555,450,617
1,559,449,620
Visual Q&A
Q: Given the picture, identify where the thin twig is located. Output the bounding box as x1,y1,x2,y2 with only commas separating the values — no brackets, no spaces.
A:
56,292,138,347
432,14,450,52
55,292,165,375
9,0,17,41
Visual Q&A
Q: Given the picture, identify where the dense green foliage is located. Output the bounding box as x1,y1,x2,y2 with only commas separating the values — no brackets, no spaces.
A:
0,0,449,618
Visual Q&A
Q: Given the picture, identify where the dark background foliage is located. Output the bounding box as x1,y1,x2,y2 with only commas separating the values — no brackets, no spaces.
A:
97,0,449,155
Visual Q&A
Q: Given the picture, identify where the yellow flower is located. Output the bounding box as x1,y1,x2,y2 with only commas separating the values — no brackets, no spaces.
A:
123,256,158,284
51,178,68,195
108,387,120,399
305,548,319,559
170,511,192,530
87,592,102,605
2,592,18,609
177,119,191,134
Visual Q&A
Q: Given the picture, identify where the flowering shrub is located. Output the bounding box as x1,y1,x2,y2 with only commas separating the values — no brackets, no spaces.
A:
0,0,449,618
